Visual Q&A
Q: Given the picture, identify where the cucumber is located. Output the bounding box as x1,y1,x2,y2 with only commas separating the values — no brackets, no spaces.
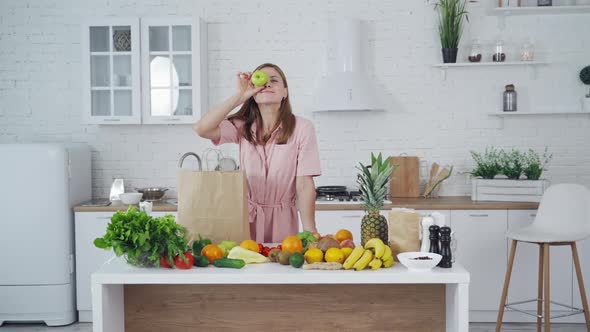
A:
193,255,210,267
212,258,245,269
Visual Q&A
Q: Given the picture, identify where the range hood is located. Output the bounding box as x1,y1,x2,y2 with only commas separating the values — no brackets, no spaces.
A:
313,20,386,112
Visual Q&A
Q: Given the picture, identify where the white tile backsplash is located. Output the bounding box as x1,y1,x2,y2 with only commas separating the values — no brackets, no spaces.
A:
0,0,589,198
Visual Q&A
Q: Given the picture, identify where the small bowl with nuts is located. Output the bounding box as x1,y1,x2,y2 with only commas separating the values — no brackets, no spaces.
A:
397,252,442,271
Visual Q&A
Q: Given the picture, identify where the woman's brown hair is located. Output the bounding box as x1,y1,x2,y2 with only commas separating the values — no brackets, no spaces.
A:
227,63,295,145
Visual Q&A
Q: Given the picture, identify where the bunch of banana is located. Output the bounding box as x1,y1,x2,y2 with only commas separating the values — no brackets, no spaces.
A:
342,238,395,271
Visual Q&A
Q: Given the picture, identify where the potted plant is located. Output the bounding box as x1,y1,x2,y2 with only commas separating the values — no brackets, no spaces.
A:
522,147,552,181
94,207,191,267
470,147,551,202
431,0,472,63
498,149,524,180
469,147,502,179
580,65,590,112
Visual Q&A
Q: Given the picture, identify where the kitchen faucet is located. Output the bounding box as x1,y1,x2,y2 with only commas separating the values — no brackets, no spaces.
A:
178,152,202,170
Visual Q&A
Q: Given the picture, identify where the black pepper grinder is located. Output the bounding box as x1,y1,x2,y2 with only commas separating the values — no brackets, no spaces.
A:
428,225,440,255
439,226,452,268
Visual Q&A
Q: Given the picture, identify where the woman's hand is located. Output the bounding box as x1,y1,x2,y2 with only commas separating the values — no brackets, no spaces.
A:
235,72,265,105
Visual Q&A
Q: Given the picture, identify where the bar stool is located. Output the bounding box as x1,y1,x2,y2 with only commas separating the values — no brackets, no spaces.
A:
496,183,590,332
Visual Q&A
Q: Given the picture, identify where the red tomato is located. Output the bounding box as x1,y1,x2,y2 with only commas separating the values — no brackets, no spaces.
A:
160,256,172,268
258,243,264,254
174,252,194,269
277,245,282,250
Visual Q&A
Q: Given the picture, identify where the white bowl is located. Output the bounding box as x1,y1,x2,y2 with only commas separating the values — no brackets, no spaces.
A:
397,252,442,271
119,193,143,205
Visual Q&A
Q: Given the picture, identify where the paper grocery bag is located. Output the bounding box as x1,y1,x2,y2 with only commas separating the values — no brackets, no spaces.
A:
388,210,421,261
177,170,250,244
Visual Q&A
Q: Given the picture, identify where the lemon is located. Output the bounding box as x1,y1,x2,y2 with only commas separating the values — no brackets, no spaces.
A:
325,248,345,263
304,248,324,264
340,247,353,260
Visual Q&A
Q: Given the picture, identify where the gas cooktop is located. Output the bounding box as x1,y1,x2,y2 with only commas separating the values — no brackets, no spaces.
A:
315,186,392,204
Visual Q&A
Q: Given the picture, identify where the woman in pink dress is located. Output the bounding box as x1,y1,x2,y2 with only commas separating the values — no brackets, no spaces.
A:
194,63,321,243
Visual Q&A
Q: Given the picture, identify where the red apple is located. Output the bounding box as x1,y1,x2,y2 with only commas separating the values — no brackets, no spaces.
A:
340,239,355,249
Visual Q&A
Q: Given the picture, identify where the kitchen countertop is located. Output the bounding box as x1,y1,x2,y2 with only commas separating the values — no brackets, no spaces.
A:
73,196,538,212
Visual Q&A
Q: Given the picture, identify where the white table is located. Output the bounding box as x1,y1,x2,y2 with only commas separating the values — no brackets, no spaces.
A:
92,257,470,332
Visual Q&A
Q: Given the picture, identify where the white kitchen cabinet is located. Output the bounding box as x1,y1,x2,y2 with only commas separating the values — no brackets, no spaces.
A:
82,18,142,124
140,17,207,124
506,210,572,317
74,211,177,322
74,212,115,321
451,210,508,312
312,210,390,244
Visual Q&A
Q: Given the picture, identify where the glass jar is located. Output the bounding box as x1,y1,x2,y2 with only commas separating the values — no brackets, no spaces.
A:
503,84,517,112
520,40,535,61
493,40,506,62
468,40,482,63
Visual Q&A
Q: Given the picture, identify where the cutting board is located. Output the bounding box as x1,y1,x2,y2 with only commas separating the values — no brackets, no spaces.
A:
389,156,420,198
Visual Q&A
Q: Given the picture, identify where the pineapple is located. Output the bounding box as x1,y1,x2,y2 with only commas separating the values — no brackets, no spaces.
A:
358,153,398,246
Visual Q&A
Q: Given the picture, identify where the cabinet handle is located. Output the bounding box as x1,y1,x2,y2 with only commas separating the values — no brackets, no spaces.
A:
341,215,363,218
164,118,181,121
96,216,112,220
530,214,537,217
102,118,121,122
469,214,489,217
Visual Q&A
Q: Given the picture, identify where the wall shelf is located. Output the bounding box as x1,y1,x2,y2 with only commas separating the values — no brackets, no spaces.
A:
433,61,547,80
488,111,589,116
492,5,590,16
492,6,590,29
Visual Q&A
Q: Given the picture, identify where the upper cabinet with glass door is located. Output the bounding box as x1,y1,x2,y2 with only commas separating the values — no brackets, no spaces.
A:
82,18,141,124
141,18,207,124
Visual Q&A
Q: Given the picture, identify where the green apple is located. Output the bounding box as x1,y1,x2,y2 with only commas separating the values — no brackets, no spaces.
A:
250,70,269,87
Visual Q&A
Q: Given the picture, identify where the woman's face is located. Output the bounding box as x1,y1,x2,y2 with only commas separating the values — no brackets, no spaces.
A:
253,67,288,106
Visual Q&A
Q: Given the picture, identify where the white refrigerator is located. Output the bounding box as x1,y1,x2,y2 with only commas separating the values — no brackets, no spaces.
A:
0,143,91,326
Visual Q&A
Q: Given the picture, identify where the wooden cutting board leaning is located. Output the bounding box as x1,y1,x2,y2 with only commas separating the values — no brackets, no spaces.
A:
389,156,421,198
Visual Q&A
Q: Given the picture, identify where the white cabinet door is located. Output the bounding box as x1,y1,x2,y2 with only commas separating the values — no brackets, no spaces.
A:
451,210,508,311
507,210,572,313
140,17,207,124
74,212,116,321
312,210,391,245
81,18,141,124
314,210,364,244
574,234,590,313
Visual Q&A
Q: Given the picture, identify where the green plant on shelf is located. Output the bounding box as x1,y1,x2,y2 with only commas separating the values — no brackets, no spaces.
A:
469,146,552,181
469,147,502,179
499,149,524,180
522,147,553,181
429,0,475,49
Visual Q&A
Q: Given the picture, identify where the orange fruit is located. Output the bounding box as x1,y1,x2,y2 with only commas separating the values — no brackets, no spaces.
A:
340,247,353,260
304,248,324,264
325,248,345,263
335,229,353,243
281,235,303,253
240,239,259,253
201,244,223,263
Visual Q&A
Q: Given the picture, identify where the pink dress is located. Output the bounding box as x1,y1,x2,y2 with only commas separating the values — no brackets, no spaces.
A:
212,116,321,243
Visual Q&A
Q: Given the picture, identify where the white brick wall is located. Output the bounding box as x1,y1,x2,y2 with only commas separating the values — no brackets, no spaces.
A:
1,0,589,198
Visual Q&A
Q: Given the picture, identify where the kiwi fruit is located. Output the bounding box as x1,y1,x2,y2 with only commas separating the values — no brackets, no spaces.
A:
278,250,292,265
268,249,281,262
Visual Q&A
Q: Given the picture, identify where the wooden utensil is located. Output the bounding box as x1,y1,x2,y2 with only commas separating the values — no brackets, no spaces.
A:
423,166,453,198
425,163,440,194
389,156,420,198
